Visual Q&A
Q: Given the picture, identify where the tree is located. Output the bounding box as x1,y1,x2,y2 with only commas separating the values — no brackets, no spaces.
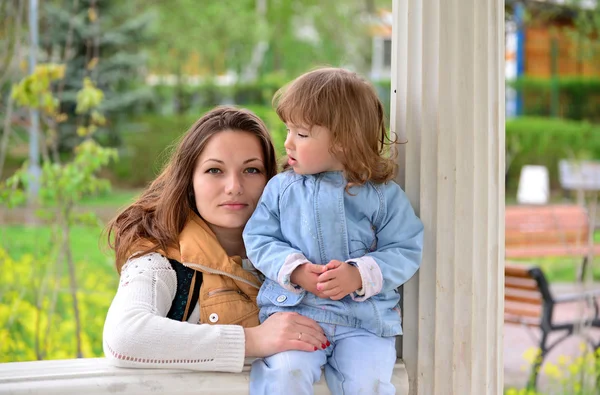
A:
0,1,119,361
145,0,262,112
0,0,27,180
0,0,26,87
2,65,117,359
39,0,154,149
259,0,375,77
568,0,600,71
146,0,392,83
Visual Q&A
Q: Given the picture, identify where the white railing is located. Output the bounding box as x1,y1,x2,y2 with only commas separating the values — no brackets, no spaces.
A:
0,358,408,394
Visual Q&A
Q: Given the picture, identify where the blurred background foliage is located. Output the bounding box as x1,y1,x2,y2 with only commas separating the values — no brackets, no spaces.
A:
1,0,393,184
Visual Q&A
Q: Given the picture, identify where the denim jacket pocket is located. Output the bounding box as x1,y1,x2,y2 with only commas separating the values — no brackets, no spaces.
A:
259,279,306,308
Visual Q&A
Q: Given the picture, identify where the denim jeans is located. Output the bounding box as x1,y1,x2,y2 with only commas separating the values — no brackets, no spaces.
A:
249,323,397,395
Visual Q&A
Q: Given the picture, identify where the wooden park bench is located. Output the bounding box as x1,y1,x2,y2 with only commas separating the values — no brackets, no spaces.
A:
505,204,600,281
504,264,600,388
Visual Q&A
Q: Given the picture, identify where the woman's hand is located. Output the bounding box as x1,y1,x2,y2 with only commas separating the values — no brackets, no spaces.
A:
244,312,329,358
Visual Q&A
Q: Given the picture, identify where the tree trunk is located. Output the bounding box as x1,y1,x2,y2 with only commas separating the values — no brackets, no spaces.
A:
34,285,42,360
63,206,83,358
174,60,184,114
41,226,66,359
240,0,268,82
0,0,25,87
0,95,15,180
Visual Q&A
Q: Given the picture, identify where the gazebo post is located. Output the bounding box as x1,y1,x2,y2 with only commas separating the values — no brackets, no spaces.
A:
391,1,505,394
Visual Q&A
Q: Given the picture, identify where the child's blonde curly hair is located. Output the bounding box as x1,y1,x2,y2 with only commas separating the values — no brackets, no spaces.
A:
273,67,398,187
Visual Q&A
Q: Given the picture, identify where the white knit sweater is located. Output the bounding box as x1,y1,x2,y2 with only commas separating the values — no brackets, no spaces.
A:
102,252,246,372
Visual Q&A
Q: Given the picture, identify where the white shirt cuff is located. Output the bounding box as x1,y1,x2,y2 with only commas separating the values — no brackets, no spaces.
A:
277,253,310,293
347,256,383,301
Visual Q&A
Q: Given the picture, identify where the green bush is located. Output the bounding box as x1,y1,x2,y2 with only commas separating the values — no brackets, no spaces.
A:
232,74,289,106
144,74,393,116
372,80,391,119
109,105,287,187
506,116,600,190
510,77,600,122
145,83,233,115
143,74,290,115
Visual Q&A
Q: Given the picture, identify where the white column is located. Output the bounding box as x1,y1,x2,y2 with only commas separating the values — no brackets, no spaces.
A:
391,1,505,394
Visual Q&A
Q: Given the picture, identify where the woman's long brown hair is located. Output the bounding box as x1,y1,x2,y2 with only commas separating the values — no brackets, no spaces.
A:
106,106,277,272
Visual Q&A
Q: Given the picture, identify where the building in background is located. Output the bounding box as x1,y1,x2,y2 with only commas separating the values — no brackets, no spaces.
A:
369,10,392,82
506,0,599,77
372,2,599,118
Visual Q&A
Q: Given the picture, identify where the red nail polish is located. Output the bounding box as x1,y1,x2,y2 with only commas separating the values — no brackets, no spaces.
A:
321,344,326,349
326,341,331,347
314,346,318,351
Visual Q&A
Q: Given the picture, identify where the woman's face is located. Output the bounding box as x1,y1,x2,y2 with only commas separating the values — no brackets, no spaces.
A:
192,130,268,232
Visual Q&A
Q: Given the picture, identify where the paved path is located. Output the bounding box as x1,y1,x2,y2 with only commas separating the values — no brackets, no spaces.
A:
504,283,600,391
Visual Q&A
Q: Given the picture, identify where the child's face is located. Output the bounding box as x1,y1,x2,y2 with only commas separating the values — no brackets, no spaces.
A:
284,124,343,175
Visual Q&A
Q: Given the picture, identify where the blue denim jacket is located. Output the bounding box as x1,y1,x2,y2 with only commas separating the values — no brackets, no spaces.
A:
243,171,424,337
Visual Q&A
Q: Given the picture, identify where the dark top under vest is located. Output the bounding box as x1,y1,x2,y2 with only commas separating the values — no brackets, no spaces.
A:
166,259,202,321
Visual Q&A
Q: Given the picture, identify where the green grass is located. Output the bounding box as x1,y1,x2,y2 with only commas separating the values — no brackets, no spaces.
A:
509,256,600,282
505,232,600,282
1,189,140,279
0,224,115,273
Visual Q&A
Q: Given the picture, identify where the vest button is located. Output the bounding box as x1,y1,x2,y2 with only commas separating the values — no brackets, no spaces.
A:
209,313,219,323
276,295,287,303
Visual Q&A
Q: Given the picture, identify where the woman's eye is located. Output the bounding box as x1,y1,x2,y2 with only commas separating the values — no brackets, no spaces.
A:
245,167,262,174
206,168,221,174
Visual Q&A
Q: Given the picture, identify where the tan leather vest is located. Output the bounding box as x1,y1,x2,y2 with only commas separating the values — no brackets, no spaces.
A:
153,214,261,328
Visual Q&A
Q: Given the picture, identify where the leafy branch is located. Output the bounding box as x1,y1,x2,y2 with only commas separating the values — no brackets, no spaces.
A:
1,66,117,359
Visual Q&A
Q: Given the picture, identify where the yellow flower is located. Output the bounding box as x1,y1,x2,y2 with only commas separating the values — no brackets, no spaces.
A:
557,355,571,366
569,362,581,375
543,362,562,380
523,347,541,364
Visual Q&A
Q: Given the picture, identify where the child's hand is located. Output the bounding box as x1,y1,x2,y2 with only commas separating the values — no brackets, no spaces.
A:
316,260,362,301
290,263,328,298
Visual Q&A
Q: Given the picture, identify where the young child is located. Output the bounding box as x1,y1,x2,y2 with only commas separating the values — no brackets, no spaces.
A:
243,67,424,395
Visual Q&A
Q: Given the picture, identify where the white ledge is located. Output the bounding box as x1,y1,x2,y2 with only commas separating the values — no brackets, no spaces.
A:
0,358,408,394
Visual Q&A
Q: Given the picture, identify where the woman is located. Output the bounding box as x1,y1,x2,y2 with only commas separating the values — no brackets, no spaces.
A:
103,106,328,373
